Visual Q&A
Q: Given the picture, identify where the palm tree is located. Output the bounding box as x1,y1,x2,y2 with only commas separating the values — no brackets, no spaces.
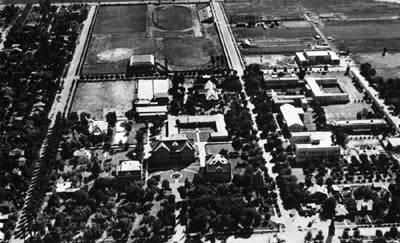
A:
319,197,337,236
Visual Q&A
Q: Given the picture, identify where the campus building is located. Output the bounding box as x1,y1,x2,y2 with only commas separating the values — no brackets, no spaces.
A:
205,154,232,183
135,106,168,122
271,90,309,110
292,131,341,163
149,134,196,170
295,49,340,66
167,114,229,141
264,76,302,88
126,54,156,76
331,119,387,134
136,78,171,105
305,77,349,104
116,160,142,182
280,104,304,132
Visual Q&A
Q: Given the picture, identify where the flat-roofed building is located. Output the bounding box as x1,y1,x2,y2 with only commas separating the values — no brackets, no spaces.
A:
292,131,340,163
271,90,309,110
280,104,304,132
135,105,168,121
136,78,171,105
331,119,387,134
264,76,301,88
305,77,349,104
127,54,155,76
295,49,340,66
117,160,142,182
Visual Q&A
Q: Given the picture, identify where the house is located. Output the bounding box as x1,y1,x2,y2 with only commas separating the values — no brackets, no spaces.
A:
205,154,232,183
116,160,142,182
292,131,340,163
149,134,196,170
280,104,304,132
73,148,92,163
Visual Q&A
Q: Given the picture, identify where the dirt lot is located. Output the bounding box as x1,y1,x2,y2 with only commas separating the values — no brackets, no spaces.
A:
71,81,136,119
82,4,223,75
322,20,400,52
233,27,317,54
353,52,400,79
243,54,297,69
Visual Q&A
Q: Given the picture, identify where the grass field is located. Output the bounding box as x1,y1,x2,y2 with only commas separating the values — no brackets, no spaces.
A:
322,20,400,52
354,52,400,79
82,4,223,75
71,81,136,119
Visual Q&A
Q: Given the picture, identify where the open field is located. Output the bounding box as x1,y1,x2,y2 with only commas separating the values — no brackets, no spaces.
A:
82,4,223,75
322,20,400,53
71,81,136,119
300,0,400,19
223,0,302,20
353,52,400,79
233,27,317,54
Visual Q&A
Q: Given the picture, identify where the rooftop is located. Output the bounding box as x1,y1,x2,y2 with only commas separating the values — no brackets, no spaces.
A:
292,131,334,147
387,137,400,147
119,160,141,172
280,104,304,127
207,154,229,165
332,119,386,126
137,79,171,101
129,54,155,66
167,114,228,138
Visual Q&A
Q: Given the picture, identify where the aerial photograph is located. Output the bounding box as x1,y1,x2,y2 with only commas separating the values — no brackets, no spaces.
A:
1,0,400,242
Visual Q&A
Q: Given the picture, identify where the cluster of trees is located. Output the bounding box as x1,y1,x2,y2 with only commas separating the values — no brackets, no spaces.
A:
243,64,265,97
0,5,20,27
179,169,277,237
220,73,242,93
304,230,325,243
0,4,89,240
224,95,255,138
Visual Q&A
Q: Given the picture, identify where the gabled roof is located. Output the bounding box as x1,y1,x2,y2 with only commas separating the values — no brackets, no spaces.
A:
152,135,195,153
206,89,219,100
204,80,217,90
280,104,304,128
207,154,228,165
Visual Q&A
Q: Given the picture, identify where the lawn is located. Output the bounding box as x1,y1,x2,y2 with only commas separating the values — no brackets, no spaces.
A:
82,4,224,74
71,80,136,119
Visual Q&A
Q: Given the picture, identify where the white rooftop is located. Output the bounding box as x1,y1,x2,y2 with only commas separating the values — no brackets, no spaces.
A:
280,104,304,127
129,54,155,66
305,50,329,57
207,154,229,165
119,160,141,172
137,79,171,101
333,119,386,126
136,106,168,113
387,137,400,147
